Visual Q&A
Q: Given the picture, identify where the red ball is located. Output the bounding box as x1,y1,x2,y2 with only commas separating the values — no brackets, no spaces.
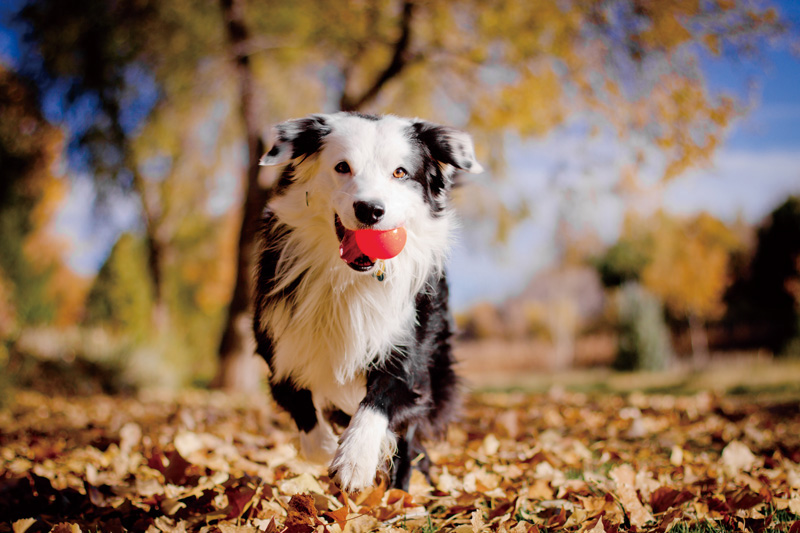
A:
355,227,407,259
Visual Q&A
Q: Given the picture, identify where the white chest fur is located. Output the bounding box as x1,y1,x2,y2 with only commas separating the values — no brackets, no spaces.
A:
265,262,417,414
260,184,452,415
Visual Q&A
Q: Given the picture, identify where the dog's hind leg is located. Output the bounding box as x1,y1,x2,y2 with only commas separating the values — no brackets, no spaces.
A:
270,379,337,463
390,424,432,491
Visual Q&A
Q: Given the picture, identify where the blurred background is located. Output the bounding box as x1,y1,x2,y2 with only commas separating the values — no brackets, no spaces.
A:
1,0,799,397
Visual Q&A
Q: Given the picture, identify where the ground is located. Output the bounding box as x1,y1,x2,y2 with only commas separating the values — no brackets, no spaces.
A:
2,362,800,532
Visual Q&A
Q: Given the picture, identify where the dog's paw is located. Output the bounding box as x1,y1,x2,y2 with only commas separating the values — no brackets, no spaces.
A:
328,408,395,493
300,423,338,464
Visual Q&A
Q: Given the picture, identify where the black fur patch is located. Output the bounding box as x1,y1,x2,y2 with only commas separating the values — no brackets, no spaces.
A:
253,211,306,366
405,124,453,214
278,115,332,161
272,163,296,198
270,378,317,432
410,122,462,169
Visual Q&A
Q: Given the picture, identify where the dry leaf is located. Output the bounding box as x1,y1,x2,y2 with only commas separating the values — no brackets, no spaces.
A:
721,441,757,476
3,389,799,532
584,517,606,533
342,514,379,533
470,509,486,532
609,464,653,528
11,519,36,533
279,472,325,496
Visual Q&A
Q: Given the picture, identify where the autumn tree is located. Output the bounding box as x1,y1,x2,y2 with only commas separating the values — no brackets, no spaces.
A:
644,213,743,363
0,64,89,387
598,211,743,364
17,0,228,332
14,0,789,389
213,0,786,389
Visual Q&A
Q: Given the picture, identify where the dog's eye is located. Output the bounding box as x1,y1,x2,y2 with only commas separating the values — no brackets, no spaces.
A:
334,161,351,174
392,167,407,179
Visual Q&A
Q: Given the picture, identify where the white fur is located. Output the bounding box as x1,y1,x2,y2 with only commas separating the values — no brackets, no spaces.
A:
299,421,339,464
257,113,480,490
260,114,453,414
329,407,396,492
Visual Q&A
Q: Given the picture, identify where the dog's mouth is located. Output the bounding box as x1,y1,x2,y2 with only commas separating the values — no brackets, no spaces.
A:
335,214,375,272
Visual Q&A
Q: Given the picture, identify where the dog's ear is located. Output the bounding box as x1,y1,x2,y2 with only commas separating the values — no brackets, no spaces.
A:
260,115,332,166
412,121,484,174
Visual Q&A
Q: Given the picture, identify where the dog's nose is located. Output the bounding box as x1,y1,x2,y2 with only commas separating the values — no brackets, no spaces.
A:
353,200,385,225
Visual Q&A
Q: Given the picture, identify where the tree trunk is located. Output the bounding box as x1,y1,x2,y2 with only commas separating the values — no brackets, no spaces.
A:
688,313,709,368
127,151,170,332
212,0,418,390
212,0,269,391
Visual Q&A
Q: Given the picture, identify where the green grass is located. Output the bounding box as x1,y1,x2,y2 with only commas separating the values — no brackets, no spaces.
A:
666,505,800,533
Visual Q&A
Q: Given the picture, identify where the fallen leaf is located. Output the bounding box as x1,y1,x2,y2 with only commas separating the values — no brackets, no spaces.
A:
609,464,653,528
284,493,318,533
324,504,350,530
279,472,325,496
11,519,36,533
721,441,757,476
343,514,379,533
584,517,606,533
470,509,485,532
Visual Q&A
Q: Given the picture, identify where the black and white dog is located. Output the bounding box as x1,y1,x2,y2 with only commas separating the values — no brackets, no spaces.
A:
253,112,482,492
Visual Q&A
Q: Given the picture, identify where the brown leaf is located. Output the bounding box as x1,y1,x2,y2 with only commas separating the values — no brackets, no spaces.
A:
284,493,319,533
650,487,694,514
50,525,82,533
584,517,606,533
725,487,765,511
163,450,192,485
225,483,258,518
650,508,684,533
546,507,568,528
323,505,350,530
355,478,386,508
385,488,414,508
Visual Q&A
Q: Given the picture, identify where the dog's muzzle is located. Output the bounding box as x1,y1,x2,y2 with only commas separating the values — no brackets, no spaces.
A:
335,214,375,272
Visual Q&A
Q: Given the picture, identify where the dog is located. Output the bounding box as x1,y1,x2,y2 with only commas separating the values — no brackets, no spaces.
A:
253,112,482,492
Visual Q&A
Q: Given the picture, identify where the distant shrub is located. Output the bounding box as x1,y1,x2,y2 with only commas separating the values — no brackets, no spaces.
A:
84,233,154,339
614,282,673,371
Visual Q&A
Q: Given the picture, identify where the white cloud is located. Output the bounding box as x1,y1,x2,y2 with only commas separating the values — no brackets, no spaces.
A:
662,148,800,222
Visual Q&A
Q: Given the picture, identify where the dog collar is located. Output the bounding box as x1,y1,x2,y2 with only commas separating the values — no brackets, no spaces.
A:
372,260,386,282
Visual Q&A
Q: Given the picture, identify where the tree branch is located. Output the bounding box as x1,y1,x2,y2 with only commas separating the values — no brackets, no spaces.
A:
340,0,417,112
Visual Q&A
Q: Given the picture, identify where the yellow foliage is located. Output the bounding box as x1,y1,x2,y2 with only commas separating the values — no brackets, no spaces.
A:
47,267,91,327
640,212,743,321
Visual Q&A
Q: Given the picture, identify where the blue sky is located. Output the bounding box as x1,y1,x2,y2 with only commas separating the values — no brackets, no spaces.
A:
448,2,800,308
2,1,800,311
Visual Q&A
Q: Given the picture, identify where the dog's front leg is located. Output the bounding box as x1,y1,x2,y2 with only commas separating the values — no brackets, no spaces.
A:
328,405,395,492
329,357,428,492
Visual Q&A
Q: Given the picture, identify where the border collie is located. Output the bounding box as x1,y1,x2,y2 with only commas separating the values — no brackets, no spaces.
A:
253,112,482,492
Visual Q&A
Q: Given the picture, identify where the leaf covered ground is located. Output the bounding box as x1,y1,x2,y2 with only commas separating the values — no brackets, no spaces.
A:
2,388,800,533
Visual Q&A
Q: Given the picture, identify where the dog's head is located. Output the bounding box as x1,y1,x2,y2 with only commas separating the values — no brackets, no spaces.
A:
260,112,482,273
